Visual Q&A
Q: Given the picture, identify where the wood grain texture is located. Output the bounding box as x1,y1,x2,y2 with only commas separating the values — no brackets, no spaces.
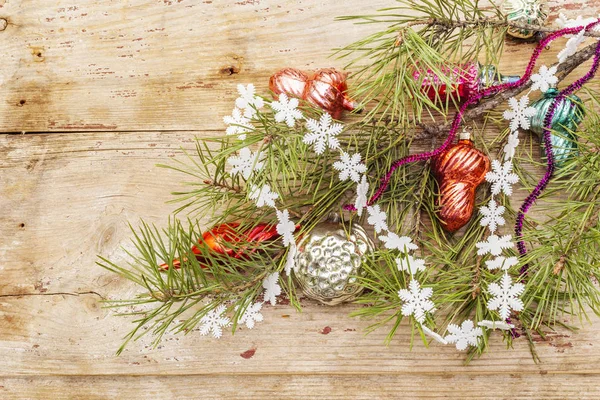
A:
2,0,600,398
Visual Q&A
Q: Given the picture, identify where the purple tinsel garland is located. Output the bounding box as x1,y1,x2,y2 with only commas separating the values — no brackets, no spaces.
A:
347,23,600,270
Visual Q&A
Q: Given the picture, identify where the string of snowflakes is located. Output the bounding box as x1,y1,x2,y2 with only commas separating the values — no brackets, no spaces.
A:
196,87,302,338
205,14,596,345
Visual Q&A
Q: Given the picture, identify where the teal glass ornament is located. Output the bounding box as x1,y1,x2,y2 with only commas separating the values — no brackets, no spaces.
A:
530,88,585,167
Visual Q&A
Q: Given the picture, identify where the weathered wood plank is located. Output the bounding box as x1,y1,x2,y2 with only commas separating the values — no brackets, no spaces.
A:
1,374,599,400
0,131,198,296
0,0,598,132
0,294,599,376
0,0,394,133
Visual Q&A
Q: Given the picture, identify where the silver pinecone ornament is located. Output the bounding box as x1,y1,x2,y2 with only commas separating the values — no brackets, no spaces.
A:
293,221,373,305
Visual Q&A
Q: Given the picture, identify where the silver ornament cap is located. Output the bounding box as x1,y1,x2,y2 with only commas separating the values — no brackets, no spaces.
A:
293,221,373,306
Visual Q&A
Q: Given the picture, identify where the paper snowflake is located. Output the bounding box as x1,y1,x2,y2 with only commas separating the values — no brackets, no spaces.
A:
530,65,558,93
476,234,514,256
227,147,265,180
236,302,264,329
199,304,231,339
284,244,297,275
486,160,519,196
304,113,343,155
354,175,369,217
477,320,515,331
333,151,367,183
271,93,303,127
398,279,435,324
503,96,536,132
223,108,253,140
487,272,525,320
558,31,586,64
503,131,520,161
235,84,265,118
367,204,388,234
249,184,279,208
485,256,518,271
379,232,418,252
556,13,599,32
396,255,426,275
262,272,282,306
276,209,296,247
479,199,506,233
444,320,483,351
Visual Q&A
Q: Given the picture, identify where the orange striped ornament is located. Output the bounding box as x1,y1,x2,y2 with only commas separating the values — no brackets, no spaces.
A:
431,131,491,232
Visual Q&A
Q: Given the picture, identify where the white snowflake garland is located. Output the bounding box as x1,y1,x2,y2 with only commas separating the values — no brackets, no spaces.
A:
476,234,514,256
503,131,520,161
271,93,303,127
487,273,525,320
396,255,426,275
398,279,435,324
284,244,297,275
444,320,483,351
227,147,265,180
236,302,264,329
479,199,506,233
304,113,343,155
530,65,558,93
333,151,367,183
223,108,253,140
262,272,282,306
477,320,515,331
354,175,369,217
199,305,231,339
249,184,279,208
486,160,519,196
366,204,388,234
503,95,537,132
276,209,296,247
485,256,518,271
235,84,265,118
379,232,418,252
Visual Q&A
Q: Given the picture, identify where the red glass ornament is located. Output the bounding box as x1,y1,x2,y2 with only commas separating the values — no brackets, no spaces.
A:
160,222,286,270
269,67,357,119
413,62,520,103
431,131,491,232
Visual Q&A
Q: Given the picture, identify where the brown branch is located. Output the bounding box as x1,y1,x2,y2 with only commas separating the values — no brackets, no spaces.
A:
471,255,483,299
405,17,600,39
203,179,242,194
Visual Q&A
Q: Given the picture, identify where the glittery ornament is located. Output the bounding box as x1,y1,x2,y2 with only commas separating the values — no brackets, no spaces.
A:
293,222,373,305
530,88,584,167
160,222,283,270
414,62,520,103
502,0,548,39
431,131,491,232
269,68,358,119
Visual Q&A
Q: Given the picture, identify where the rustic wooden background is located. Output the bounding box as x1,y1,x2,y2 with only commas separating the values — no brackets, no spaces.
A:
2,0,600,398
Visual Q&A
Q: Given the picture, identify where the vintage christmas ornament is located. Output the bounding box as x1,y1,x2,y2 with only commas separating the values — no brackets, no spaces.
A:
414,62,520,102
530,88,584,166
431,130,491,232
160,222,283,270
293,221,373,305
269,68,358,119
502,0,548,39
